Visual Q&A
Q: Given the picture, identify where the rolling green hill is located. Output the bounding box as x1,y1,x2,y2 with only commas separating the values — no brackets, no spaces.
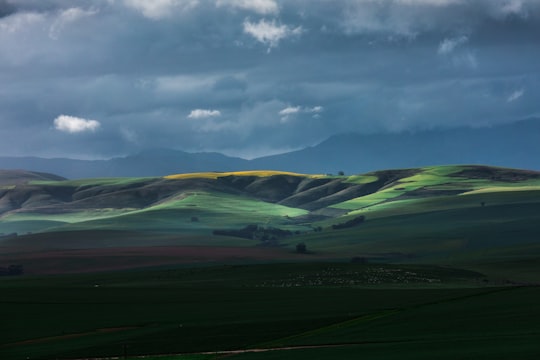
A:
0,165,539,281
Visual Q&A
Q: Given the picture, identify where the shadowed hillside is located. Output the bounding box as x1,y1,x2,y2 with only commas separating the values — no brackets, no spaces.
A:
0,169,423,217
0,165,539,280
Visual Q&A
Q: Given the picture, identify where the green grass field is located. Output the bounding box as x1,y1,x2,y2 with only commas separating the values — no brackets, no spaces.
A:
1,264,539,360
1,191,309,234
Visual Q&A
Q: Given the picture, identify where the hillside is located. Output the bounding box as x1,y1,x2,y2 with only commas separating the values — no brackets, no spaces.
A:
1,165,540,281
0,170,65,186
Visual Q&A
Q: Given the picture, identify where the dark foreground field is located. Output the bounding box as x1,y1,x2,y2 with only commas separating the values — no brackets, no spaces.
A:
1,263,539,360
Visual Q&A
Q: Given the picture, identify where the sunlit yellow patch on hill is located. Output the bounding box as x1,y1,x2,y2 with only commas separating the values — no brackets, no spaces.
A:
164,170,324,180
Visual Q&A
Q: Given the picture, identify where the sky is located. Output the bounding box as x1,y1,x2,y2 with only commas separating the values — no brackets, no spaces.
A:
0,0,539,159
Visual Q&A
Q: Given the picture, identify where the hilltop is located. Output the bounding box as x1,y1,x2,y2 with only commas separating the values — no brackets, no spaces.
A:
0,165,539,281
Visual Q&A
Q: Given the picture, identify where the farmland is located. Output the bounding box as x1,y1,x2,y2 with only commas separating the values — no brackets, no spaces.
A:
2,263,539,360
1,165,540,359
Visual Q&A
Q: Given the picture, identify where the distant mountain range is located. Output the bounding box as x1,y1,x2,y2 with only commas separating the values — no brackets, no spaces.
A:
2,118,539,178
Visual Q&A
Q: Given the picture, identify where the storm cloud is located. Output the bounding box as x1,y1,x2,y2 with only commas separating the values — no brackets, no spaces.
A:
0,0,15,18
0,0,539,159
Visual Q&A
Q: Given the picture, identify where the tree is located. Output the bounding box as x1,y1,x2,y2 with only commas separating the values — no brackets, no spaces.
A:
296,242,307,254
338,171,345,176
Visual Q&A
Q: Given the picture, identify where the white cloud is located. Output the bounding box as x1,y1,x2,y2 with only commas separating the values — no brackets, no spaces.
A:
188,109,222,119
49,7,98,40
493,0,529,18
217,0,279,15
507,89,525,102
438,36,468,54
278,106,301,116
54,115,101,133
307,106,324,113
279,105,324,122
123,0,199,19
0,12,45,34
243,19,303,50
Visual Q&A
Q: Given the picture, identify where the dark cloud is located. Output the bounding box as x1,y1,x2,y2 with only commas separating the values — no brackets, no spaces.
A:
0,1,15,18
0,0,539,159
213,75,248,92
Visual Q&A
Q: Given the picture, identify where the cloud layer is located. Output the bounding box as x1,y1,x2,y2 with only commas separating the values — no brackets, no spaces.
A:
217,0,279,15
0,0,539,159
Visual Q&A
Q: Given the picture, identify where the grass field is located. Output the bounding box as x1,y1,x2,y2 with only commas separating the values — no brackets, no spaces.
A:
1,264,539,360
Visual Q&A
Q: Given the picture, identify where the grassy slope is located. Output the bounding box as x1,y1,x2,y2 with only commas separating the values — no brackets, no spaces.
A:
300,166,540,280
301,202,540,281
1,165,539,281
3,165,537,233
38,192,309,234
332,165,540,212
1,173,312,234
